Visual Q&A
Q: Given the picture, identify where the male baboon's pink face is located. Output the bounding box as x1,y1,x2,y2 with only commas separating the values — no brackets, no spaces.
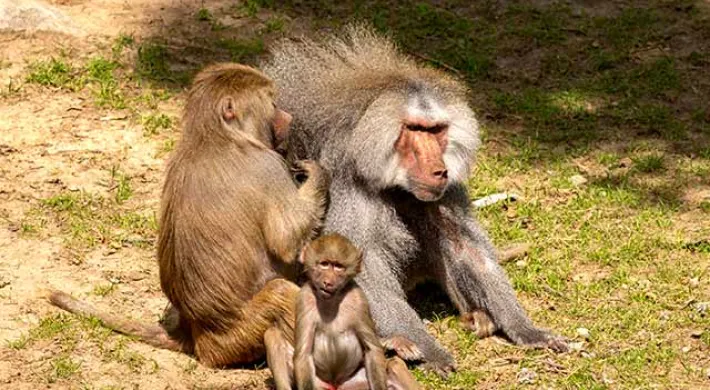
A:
395,116,449,202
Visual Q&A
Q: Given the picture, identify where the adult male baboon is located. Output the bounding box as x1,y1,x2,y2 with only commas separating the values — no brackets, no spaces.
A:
263,26,567,373
49,63,330,368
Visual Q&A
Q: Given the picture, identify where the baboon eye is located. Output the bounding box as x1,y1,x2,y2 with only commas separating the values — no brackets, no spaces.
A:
333,264,345,272
318,261,330,269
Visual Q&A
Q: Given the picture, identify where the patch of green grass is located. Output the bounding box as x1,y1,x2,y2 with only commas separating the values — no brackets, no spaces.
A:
51,356,81,380
156,138,176,158
241,0,274,16
594,8,661,51
632,153,665,173
264,16,286,33
103,339,150,373
196,8,212,21
216,38,265,63
597,151,620,166
6,335,29,350
26,58,83,91
109,167,132,204
92,283,116,297
27,187,156,256
505,3,571,45
142,112,172,136
7,313,76,350
136,42,185,83
112,33,135,57
19,221,39,235
85,57,125,109
135,89,172,109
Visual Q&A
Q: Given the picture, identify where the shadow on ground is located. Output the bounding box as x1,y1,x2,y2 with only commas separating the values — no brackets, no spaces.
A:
136,0,710,209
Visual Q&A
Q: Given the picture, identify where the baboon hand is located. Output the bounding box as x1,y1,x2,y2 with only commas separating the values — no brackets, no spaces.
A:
420,359,457,380
382,335,424,361
510,327,570,353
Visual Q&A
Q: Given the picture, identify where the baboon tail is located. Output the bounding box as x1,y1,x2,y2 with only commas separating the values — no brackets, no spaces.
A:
47,289,185,352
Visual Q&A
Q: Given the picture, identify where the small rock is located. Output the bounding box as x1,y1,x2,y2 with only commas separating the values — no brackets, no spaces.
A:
517,367,537,384
691,330,704,339
570,174,588,187
659,310,671,321
690,277,700,288
576,327,591,340
568,341,584,351
682,346,691,353
581,351,595,358
515,260,527,268
695,302,710,314
705,368,710,379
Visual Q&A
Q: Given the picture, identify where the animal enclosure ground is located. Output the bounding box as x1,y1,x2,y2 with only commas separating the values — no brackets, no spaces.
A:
1,0,709,389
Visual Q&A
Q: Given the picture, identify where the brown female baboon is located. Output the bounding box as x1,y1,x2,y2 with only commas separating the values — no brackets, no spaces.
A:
48,63,330,368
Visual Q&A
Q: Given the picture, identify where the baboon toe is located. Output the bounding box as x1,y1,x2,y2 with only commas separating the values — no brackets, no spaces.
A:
546,337,569,353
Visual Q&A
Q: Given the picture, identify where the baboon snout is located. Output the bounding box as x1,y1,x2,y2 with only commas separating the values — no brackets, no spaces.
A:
396,126,449,201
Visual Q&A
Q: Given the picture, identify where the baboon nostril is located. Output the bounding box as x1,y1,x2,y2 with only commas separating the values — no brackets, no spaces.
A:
433,169,448,179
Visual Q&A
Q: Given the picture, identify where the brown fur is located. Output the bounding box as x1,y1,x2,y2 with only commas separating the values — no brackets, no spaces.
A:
48,63,330,368
270,234,421,390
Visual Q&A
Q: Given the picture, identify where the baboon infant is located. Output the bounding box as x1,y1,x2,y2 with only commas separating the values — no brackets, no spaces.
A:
267,233,421,390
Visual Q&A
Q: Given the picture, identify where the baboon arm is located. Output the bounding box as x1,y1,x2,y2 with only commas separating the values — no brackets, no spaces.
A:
264,166,329,264
294,290,319,390
353,297,388,390
355,277,455,373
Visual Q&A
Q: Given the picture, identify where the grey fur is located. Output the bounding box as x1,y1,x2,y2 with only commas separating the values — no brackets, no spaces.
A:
263,24,567,372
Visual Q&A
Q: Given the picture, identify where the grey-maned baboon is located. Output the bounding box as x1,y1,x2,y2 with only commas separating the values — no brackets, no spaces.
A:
49,63,330,368
263,26,567,374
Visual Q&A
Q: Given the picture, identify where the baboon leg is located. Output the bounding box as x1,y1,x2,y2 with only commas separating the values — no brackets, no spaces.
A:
386,357,422,390
193,278,298,367
265,326,294,390
336,368,370,390
336,359,420,390
264,160,330,263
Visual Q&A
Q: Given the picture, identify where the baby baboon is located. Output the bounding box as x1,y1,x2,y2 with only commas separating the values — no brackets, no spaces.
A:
264,25,567,374
48,63,330,367
274,233,421,390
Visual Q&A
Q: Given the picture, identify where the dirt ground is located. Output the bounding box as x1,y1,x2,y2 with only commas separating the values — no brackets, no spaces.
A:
0,1,280,389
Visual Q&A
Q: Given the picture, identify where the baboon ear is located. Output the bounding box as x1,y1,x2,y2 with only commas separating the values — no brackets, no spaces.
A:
298,245,308,265
352,249,363,274
221,97,236,122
